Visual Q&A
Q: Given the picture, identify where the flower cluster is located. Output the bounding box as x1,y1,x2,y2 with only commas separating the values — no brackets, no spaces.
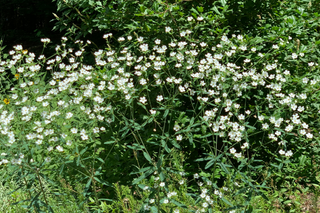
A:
0,28,319,211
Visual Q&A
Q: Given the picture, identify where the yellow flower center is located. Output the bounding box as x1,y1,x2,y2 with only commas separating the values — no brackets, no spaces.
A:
3,98,10,105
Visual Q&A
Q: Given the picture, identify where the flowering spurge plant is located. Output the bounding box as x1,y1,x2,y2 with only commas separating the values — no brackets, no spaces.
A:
0,29,320,212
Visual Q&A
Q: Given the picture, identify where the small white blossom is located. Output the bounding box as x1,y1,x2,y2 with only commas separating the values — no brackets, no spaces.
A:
156,95,163,102
139,96,147,104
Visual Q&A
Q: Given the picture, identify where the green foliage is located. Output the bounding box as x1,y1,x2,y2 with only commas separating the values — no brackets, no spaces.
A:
1,0,320,212
52,0,232,39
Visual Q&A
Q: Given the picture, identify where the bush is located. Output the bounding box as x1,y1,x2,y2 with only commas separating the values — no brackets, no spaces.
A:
1,1,320,212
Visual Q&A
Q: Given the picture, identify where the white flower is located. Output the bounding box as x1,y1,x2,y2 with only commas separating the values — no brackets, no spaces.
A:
56,145,64,152
81,134,88,140
179,86,185,93
180,31,186,37
139,96,147,104
285,125,293,132
230,148,236,154
41,38,51,43
21,106,29,115
160,182,165,187
197,16,204,21
300,93,307,99
75,50,82,56
14,45,23,51
118,37,125,42
284,70,290,75
200,42,207,47
173,124,180,131
165,26,172,33
140,78,147,85
93,127,100,133
140,43,148,52
194,173,199,179
125,94,131,100
35,139,42,145
300,129,306,135
235,153,242,158
156,95,163,102
238,114,245,120
306,133,313,139
144,204,150,210
292,53,298,59
285,150,293,157
241,142,248,149
262,123,269,130
176,135,183,141
103,33,112,39
202,202,208,208
187,16,194,21
43,101,49,107
308,62,314,67
66,112,73,119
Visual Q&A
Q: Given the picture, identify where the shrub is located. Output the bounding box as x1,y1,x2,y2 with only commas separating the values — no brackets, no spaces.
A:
1,1,320,212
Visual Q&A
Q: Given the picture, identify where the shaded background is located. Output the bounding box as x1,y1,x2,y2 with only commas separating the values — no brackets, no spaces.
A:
0,0,62,53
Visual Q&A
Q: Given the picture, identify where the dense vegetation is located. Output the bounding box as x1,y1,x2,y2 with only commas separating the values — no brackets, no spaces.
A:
1,0,320,212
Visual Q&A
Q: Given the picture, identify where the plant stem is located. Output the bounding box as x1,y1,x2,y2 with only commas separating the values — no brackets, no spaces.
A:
21,168,39,213
35,169,49,207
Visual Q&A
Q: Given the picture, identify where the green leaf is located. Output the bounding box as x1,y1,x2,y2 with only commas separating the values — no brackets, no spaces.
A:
200,133,213,138
159,172,165,181
169,199,187,208
85,178,92,192
80,147,88,155
143,152,152,163
197,6,203,13
218,163,231,174
171,139,181,149
221,197,233,206
163,109,169,118
132,167,155,185
157,156,163,169
205,159,216,170
299,155,307,166
104,141,116,144
220,0,227,6
131,166,154,175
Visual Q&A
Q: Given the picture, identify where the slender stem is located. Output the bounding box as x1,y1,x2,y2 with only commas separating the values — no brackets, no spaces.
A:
157,186,160,212
22,173,38,213
35,170,49,207
91,168,100,207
